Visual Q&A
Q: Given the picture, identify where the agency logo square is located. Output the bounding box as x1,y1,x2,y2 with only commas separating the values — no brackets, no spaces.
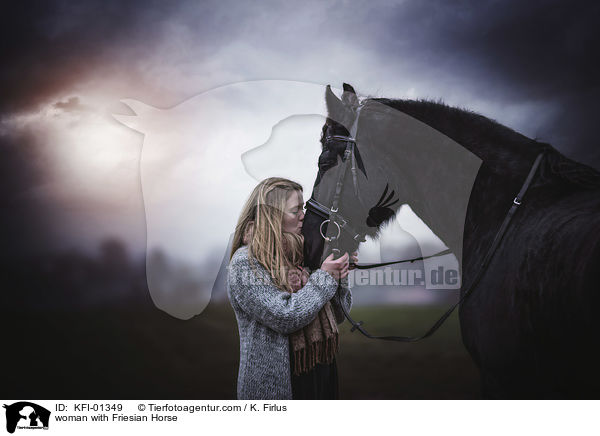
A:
3,402,50,434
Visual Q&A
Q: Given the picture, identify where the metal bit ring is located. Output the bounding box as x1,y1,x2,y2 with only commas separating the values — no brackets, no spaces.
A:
319,219,341,242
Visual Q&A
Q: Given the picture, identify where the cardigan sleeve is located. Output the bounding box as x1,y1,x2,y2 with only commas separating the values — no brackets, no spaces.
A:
227,253,340,335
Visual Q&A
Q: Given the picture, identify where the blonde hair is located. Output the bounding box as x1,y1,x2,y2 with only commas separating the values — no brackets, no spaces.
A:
230,177,304,292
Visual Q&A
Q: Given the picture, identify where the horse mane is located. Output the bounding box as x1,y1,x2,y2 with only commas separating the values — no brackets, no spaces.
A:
367,97,600,189
543,149,600,189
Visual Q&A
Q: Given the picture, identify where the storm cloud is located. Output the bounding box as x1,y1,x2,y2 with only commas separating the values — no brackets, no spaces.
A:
0,0,598,257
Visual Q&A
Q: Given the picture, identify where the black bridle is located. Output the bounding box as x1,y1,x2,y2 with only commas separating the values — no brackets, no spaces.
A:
307,106,369,255
306,104,546,342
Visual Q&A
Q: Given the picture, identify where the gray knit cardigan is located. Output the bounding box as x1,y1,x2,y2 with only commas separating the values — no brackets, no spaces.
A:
227,245,352,400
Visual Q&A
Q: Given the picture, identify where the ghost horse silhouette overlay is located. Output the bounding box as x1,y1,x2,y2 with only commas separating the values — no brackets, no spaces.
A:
113,80,339,319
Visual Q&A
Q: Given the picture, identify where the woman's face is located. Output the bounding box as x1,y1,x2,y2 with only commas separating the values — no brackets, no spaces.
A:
282,190,305,235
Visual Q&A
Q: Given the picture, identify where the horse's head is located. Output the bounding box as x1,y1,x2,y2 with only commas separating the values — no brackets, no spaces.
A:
302,83,403,269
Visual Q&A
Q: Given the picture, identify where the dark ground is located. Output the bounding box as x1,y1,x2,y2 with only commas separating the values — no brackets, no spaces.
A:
2,301,480,399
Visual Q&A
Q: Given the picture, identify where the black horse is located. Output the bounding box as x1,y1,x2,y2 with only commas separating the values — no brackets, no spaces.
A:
302,83,600,399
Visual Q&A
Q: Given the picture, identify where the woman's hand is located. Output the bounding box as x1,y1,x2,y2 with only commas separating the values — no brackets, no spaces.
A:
349,251,359,270
321,252,350,280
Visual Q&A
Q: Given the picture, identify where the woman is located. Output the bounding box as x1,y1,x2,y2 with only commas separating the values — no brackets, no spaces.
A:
227,177,357,400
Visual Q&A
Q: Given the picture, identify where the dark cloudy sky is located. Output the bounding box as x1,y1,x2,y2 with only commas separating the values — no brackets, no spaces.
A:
1,0,599,257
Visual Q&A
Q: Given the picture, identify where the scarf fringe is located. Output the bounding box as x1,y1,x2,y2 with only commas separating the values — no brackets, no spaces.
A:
293,335,339,376
291,303,340,376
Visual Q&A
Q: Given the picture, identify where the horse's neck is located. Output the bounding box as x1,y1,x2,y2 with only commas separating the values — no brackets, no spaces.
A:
399,147,542,275
379,122,532,272
364,101,543,275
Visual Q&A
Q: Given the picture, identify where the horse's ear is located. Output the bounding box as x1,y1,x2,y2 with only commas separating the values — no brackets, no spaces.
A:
343,83,356,94
325,84,343,112
342,83,359,109
325,85,353,128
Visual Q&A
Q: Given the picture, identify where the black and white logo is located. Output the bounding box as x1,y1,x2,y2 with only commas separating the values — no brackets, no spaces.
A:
3,402,50,433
